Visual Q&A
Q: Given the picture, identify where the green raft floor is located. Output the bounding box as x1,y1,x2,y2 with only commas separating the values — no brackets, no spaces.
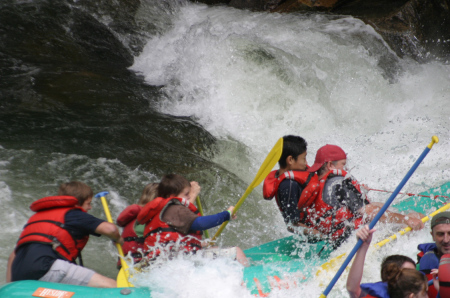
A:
2,182,449,297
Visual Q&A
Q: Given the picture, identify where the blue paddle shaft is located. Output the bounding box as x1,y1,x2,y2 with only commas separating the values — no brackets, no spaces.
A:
321,140,436,297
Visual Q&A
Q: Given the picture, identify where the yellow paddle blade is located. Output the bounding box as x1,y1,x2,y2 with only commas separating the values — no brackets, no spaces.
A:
316,201,450,276
210,137,284,243
117,267,134,287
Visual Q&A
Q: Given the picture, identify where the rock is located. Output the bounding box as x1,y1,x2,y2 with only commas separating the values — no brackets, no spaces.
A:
192,0,450,62
273,0,340,12
332,0,450,62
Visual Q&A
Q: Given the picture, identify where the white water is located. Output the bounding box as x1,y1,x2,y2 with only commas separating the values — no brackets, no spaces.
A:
130,1,450,297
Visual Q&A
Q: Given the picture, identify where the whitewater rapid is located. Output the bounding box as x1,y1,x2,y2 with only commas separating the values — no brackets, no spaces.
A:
129,1,450,297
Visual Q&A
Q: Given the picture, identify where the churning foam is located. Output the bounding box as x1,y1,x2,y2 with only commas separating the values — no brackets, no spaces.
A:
130,1,450,296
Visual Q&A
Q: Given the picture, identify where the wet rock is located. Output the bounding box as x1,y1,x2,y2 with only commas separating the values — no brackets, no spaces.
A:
332,0,450,62
193,0,450,62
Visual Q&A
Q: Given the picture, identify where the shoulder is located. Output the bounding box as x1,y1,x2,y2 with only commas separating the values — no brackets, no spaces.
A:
117,204,141,226
278,178,302,189
65,209,105,229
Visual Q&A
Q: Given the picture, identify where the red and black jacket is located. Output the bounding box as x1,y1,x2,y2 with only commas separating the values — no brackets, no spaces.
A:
117,204,146,263
137,197,202,256
15,196,89,263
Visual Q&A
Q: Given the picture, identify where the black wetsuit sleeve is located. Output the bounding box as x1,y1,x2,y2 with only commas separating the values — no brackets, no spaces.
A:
277,179,303,224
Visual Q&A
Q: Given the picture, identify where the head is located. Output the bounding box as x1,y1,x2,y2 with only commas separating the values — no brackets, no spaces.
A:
138,183,159,206
308,144,347,177
380,255,416,281
431,212,450,255
158,174,191,200
278,135,308,171
58,181,93,211
386,266,427,298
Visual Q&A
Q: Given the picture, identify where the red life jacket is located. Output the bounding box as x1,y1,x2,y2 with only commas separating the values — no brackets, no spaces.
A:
263,170,318,217
117,204,145,263
263,169,365,239
15,196,89,263
302,170,366,239
137,197,203,255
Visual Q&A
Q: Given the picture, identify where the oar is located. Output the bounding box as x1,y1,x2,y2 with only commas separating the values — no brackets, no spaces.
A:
318,198,450,273
196,196,210,238
209,137,284,243
95,191,133,288
319,135,439,298
375,200,450,248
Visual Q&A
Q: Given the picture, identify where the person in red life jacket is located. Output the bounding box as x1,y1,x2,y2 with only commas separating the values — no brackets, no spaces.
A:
306,144,424,246
347,225,418,298
137,174,249,266
263,135,322,237
6,181,123,287
116,182,158,268
417,212,450,298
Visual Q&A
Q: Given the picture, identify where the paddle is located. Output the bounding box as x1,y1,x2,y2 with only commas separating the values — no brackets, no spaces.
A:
196,196,210,238
319,135,439,298
209,137,284,244
318,198,450,274
94,191,133,288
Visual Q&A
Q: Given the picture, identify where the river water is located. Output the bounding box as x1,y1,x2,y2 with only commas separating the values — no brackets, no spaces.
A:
1,0,450,297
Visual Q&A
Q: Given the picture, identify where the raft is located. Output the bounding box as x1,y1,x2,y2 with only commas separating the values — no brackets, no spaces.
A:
2,182,449,297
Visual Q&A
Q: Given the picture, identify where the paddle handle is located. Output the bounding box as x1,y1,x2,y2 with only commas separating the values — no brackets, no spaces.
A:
196,196,210,239
367,136,438,230
209,138,284,243
375,200,450,248
95,192,132,287
320,136,438,297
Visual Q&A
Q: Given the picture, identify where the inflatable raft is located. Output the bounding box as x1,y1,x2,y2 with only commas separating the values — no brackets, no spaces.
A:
2,182,449,297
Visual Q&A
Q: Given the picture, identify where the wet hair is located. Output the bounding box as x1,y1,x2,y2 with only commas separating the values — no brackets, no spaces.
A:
58,181,93,206
380,255,416,281
278,135,307,168
138,183,159,206
385,265,427,298
158,174,190,199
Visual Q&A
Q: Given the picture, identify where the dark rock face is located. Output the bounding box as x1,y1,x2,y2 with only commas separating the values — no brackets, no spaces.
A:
194,0,450,62
333,0,450,62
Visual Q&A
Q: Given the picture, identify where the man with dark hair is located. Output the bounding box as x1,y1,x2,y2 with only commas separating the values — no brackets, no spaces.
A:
6,181,123,287
263,135,319,235
417,211,450,298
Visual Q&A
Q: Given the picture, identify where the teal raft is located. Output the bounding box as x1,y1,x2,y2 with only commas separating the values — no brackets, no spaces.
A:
2,182,449,297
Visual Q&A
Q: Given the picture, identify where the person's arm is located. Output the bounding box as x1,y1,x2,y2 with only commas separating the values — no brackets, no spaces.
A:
6,251,15,283
188,181,201,204
190,210,231,231
95,222,124,245
362,204,424,231
347,225,376,298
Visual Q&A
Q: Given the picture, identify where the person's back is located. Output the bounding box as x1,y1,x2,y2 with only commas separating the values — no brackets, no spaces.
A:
117,183,158,265
137,174,249,266
307,144,424,245
7,181,123,288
